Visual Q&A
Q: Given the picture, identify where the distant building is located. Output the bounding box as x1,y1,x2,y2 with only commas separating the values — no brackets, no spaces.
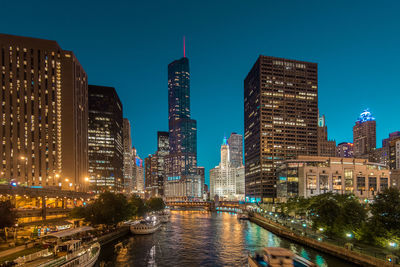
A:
123,119,134,193
317,115,336,157
244,56,318,203
276,156,390,202
132,148,144,193
353,110,376,158
88,85,123,193
165,56,201,199
0,33,88,191
210,137,245,201
381,132,400,166
227,133,243,168
336,142,354,158
196,166,205,199
389,137,400,170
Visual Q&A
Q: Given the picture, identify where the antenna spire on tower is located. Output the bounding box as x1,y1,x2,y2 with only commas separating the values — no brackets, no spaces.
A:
183,36,186,58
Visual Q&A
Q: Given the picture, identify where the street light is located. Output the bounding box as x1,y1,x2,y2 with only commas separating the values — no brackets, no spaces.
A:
346,233,353,238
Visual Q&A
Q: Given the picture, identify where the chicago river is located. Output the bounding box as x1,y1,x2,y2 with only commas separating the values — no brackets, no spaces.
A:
97,211,353,267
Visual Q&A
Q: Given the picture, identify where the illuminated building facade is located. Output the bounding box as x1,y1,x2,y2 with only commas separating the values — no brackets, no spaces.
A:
0,33,88,191
165,56,201,199
276,156,390,202
244,56,318,202
123,118,133,193
380,132,400,166
389,137,400,170
336,142,354,158
228,133,243,168
133,152,144,193
88,85,123,192
210,137,245,200
317,115,336,157
353,110,376,158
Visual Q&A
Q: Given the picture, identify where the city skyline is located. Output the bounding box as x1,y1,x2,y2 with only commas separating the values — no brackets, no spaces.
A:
2,1,399,185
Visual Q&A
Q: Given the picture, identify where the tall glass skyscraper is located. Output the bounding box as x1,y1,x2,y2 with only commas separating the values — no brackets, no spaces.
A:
165,57,200,199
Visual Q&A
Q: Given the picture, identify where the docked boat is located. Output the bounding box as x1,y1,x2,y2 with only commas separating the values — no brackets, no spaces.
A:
238,211,249,220
15,226,100,267
130,218,161,234
248,247,316,267
158,210,171,223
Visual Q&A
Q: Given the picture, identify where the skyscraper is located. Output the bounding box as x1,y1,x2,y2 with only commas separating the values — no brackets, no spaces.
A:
165,56,201,199
228,133,243,168
210,137,245,200
0,33,88,191
244,56,318,202
123,118,133,193
88,85,123,192
317,115,336,157
353,110,376,158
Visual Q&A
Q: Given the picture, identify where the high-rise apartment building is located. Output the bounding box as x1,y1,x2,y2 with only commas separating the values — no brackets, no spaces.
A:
88,85,123,193
353,110,376,158
165,56,201,199
123,118,133,193
389,137,400,170
317,115,336,157
210,137,245,200
0,34,88,191
228,133,243,168
244,56,318,202
381,131,400,166
336,142,354,158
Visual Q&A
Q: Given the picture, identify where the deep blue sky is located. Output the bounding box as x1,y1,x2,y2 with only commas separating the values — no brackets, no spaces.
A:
2,0,399,185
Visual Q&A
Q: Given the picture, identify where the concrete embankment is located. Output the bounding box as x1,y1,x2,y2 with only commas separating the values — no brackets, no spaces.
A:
249,213,398,267
97,226,130,246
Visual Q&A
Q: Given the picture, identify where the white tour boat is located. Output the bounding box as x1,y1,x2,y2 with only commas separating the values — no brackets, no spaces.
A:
248,247,316,267
130,217,161,235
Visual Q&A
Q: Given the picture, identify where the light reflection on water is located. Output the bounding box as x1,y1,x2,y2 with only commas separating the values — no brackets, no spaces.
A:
97,211,354,267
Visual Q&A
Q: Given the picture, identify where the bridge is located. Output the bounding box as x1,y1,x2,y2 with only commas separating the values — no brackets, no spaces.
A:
0,185,94,224
166,200,245,212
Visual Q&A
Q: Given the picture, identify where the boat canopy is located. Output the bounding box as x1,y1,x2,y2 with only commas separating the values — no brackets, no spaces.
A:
44,226,94,239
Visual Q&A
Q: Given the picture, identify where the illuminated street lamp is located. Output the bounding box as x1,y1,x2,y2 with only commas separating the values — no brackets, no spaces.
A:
389,242,397,248
346,233,353,239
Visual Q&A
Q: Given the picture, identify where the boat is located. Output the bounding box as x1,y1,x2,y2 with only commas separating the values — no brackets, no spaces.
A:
248,247,316,267
158,210,171,223
130,218,161,234
15,226,100,267
238,211,249,220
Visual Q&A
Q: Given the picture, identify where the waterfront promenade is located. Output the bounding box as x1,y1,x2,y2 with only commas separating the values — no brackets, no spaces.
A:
249,212,399,267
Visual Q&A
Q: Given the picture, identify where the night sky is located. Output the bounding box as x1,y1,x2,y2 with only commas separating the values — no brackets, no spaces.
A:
2,0,399,185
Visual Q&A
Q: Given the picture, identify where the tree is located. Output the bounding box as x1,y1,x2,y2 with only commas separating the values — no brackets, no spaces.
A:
70,192,132,226
146,197,165,212
308,193,366,237
361,188,400,246
129,195,146,217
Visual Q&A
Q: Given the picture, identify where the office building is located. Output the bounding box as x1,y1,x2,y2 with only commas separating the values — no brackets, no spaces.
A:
317,115,336,157
336,142,354,158
0,33,88,191
380,132,400,166
88,85,123,192
123,118,133,193
244,56,318,202
353,110,376,158
165,56,201,199
389,137,400,170
228,133,243,168
210,137,245,200
132,147,144,193
276,156,390,202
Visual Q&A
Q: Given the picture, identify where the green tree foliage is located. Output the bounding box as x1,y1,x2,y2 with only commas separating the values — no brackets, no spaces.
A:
146,197,165,212
361,188,400,246
0,200,16,229
308,193,366,237
129,194,147,217
70,192,132,226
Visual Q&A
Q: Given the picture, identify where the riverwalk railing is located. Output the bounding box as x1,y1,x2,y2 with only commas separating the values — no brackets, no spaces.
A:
249,212,399,267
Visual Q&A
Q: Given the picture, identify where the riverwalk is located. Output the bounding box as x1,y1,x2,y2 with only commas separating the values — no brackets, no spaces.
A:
249,212,399,267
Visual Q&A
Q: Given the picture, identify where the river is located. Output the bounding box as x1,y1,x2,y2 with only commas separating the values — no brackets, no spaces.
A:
96,210,355,267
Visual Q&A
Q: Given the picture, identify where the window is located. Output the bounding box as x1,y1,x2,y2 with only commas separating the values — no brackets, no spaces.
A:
307,174,317,190
319,174,329,191
356,176,365,191
344,169,353,191
368,177,377,191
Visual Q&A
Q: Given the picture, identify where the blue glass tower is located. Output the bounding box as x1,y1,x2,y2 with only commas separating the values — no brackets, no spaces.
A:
165,57,199,198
